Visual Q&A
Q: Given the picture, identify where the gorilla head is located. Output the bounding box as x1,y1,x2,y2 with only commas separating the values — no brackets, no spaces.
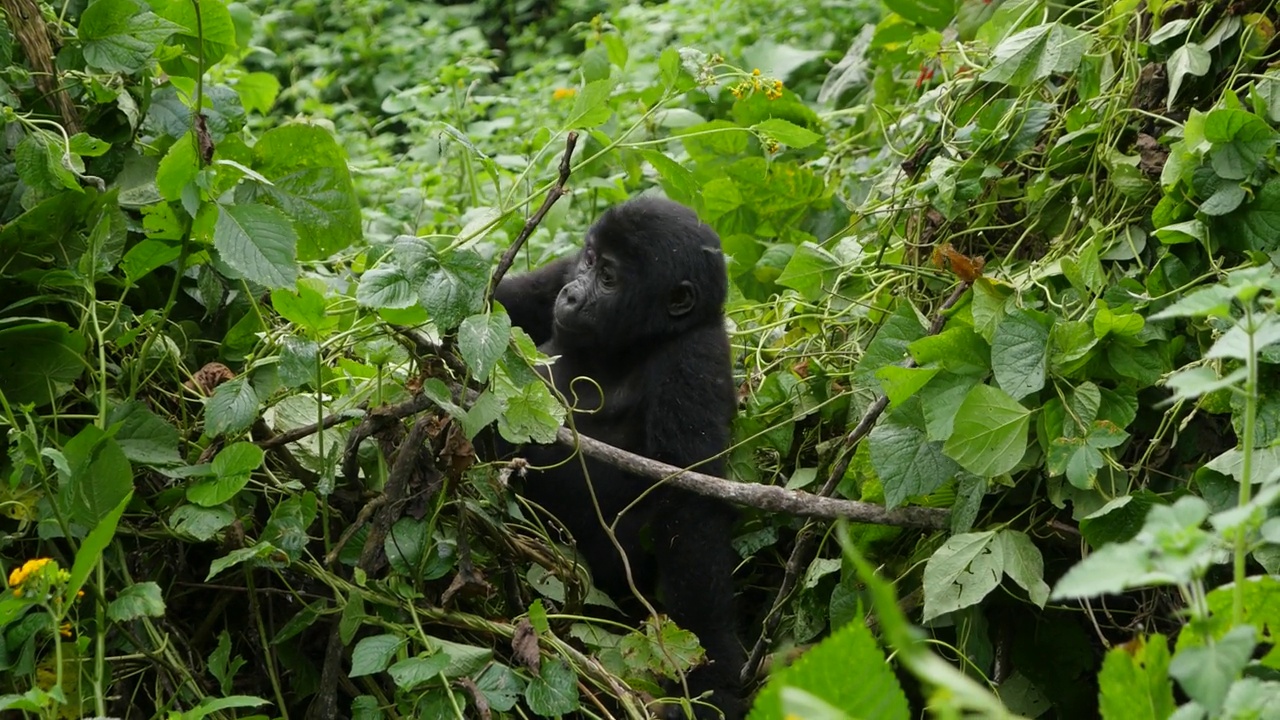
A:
551,197,729,352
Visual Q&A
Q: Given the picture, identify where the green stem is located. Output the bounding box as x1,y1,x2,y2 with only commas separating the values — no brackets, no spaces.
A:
1234,307,1258,625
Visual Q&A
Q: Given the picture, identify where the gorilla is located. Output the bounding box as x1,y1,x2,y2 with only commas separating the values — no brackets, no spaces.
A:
493,196,743,719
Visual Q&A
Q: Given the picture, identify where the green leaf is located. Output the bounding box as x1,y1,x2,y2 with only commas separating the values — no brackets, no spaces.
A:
908,327,991,376
15,132,79,193
498,380,566,445
108,401,182,467
108,581,166,622
244,123,363,259
990,308,1051,400
235,72,281,114
659,47,682,89
640,150,699,207
271,281,332,337
356,265,416,309
121,238,183,284
746,618,908,720
214,203,298,289
204,377,261,437
61,425,134,528
943,384,1030,477
524,658,579,716
66,492,132,604
1205,109,1277,180
854,302,927,390
387,653,451,691
919,373,981,442
566,78,615,128
921,531,1001,621
996,530,1049,608
207,544,276,580
156,135,199,203
753,118,822,149
777,242,839,301
1093,302,1144,339
278,335,321,388
349,634,404,678
1169,626,1256,714
1098,634,1176,720
875,366,941,407
418,248,488,332
868,416,960,509
79,0,182,73
1167,44,1211,109
0,321,87,407
458,311,511,383
188,442,263,506
475,663,525,713
169,504,236,541
153,0,238,72
883,0,957,30
980,23,1088,87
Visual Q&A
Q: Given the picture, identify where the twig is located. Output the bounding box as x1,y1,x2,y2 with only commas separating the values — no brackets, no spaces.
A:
487,131,579,296
741,280,972,685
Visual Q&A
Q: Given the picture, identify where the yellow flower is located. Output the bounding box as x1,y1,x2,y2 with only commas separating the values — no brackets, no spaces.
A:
752,68,761,76
552,87,577,100
59,622,72,638
8,557,52,588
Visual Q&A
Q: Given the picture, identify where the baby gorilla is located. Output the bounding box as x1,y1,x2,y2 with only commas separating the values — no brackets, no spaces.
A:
494,197,742,719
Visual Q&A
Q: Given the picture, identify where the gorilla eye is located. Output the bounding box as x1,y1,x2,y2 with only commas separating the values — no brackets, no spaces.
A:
583,248,596,267
599,265,617,288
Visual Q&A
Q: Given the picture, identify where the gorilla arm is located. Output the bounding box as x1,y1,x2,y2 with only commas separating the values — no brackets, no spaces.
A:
493,255,577,346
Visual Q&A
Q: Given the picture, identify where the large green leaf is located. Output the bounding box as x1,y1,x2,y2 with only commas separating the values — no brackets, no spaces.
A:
214,203,299,289
242,124,363,259
868,416,960,509
417,248,488,332
60,425,134,529
943,384,1030,477
0,321,87,407
1098,634,1176,720
991,308,1051,400
79,0,182,73
981,23,1089,87
458,311,512,383
883,0,957,30
747,616,908,720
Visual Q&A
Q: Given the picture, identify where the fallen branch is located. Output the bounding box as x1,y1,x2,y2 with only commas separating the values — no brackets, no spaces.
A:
488,131,579,296
556,427,948,529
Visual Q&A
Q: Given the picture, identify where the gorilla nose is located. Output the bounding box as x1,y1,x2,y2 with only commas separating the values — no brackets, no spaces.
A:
558,285,580,309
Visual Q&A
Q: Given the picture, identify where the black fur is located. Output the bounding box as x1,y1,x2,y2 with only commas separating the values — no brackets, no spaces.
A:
494,197,742,719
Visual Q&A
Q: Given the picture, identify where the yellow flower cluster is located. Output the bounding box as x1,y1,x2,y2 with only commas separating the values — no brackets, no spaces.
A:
8,557,52,596
552,87,577,100
7,557,79,600
729,68,784,101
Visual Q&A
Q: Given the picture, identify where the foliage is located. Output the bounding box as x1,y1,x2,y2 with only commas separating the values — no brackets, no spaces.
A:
1,0,1280,717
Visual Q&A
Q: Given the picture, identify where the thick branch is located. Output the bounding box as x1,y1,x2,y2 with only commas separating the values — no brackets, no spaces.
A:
488,132,579,296
555,427,948,530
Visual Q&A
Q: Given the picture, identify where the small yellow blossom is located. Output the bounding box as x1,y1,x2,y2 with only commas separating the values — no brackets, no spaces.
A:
552,87,577,100
8,557,52,588
59,622,72,638
752,68,761,76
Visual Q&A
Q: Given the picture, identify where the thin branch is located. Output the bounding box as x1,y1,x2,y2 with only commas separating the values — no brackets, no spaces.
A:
742,280,972,685
488,131,579,296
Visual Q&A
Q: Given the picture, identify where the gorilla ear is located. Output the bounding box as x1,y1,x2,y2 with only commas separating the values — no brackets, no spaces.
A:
669,280,697,317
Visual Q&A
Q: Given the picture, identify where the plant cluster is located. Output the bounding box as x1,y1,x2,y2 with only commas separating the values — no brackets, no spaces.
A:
0,0,1278,718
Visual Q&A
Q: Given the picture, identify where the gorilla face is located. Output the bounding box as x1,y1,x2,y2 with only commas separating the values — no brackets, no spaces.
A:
552,227,708,352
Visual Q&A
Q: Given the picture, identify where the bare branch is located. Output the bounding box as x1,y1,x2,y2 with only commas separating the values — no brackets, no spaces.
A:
488,132,580,296
555,427,948,530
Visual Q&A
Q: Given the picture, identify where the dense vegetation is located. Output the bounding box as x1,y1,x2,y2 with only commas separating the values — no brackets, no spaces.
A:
1,0,1279,717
